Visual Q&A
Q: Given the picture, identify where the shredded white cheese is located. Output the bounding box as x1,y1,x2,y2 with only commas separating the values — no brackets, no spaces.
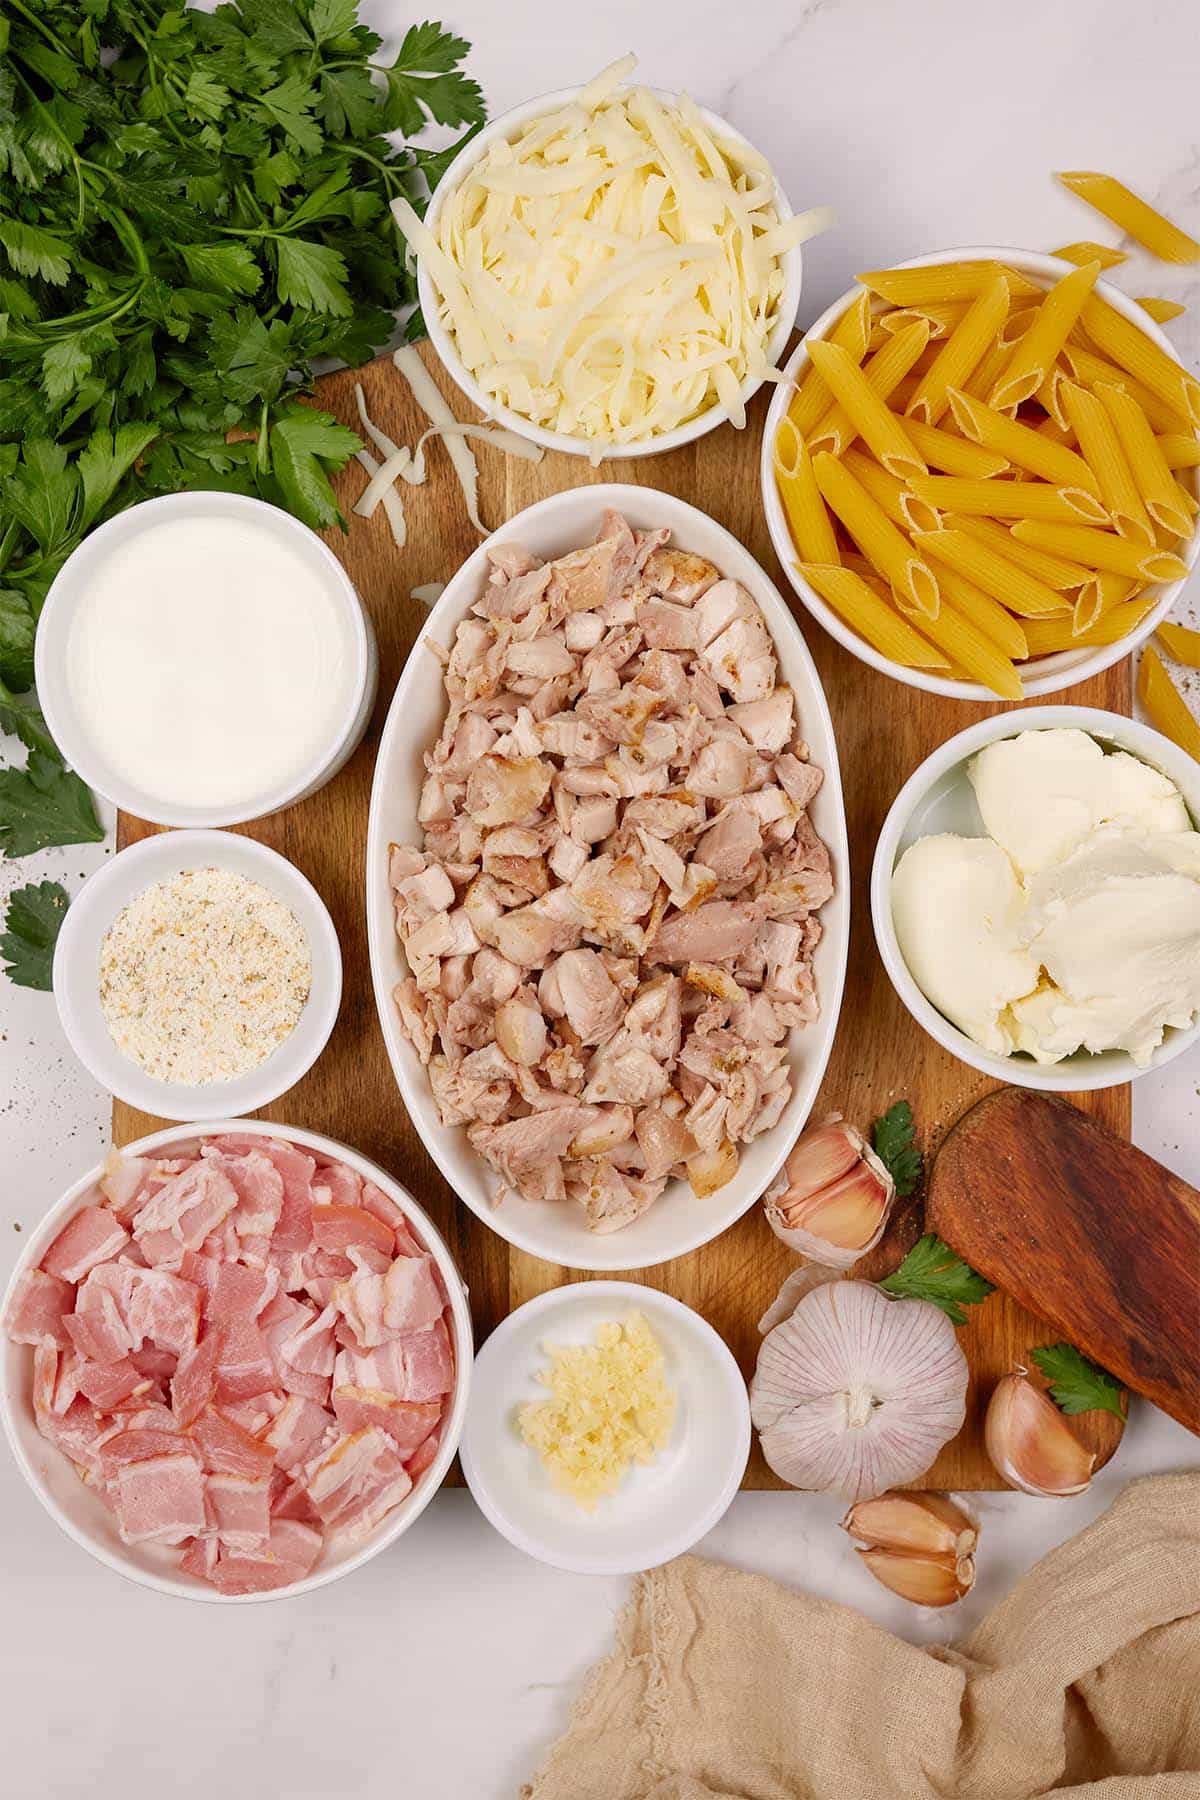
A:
391,61,832,447
98,869,311,1085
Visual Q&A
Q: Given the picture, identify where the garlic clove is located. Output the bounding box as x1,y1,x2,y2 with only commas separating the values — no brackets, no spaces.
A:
984,1369,1096,1497
763,1117,897,1271
783,1161,893,1250
856,1546,976,1607
777,1117,862,1196
841,1490,978,1558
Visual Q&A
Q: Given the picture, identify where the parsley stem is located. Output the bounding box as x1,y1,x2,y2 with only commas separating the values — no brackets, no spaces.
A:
4,0,70,59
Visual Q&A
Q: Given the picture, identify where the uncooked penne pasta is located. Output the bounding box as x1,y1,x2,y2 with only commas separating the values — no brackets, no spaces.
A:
998,303,1038,347
948,513,1091,590
903,417,1008,478
1064,343,1191,434
774,419,840,563
1035,402,1076,444
911,527,1069,616
1137,297,1186,324
1073,571,1138,635
906,275,1010,424
788,290,872,434
1056,172,1200,264
947,388,1099,491
989,261,1101,411
1095,381,1193,539
798,563,949,668
812,452,941,616
1051,241,1128,270
1079,296,1200,426
807,328,930,470
908,475,1111,525
1157,621,1200,667
1021,595,1156,655
923,559,1030,659
856,262,1039,306
1059,380,1154,542
842,448,940,535
1138,644,1200,760
1036,365,1071,429
840,551,892,598
895,593,1023,698
1157,434,1200,470
878,302,966,340
962,336,1014,405
1010,518,1188,581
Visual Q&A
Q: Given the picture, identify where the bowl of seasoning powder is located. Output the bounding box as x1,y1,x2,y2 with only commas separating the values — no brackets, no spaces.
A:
53,831,341,1120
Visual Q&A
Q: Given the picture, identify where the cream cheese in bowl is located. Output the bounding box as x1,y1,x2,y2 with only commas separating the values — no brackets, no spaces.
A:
37,492,377,828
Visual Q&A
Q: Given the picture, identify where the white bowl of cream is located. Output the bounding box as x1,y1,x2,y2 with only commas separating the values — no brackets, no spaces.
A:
870,707,1200,1091
35,492,377,828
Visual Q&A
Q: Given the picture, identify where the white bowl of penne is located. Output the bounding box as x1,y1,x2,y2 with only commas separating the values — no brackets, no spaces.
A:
761,247,1200,701
869,705,1200,1090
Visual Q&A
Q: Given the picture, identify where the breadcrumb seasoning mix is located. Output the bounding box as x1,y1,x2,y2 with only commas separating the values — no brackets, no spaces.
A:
98,868,312,1085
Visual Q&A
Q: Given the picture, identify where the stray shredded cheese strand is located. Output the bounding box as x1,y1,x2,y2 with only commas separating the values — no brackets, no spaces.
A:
392,342,488,532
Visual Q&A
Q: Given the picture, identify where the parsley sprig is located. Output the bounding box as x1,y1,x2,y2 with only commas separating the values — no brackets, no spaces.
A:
0,878,70,987
0,2,484,861
1030,1343,1127,1419
871,1100,923,1196
879,1233,995,1325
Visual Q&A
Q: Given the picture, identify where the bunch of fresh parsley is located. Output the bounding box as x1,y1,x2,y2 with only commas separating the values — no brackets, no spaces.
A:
0,0,484,867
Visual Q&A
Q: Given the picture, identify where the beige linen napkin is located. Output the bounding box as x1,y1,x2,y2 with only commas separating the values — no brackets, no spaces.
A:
522,1473,1200,1799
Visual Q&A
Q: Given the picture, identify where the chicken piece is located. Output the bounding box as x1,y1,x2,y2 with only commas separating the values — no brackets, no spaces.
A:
775,753,825,810
649,900,760,966
578,1163,665,1234
394,980,436,1064
701,614,776,704
554,948,624,1045
569,795,619,846
642,546,718,604
481,825,550,898
730,993,786,1044
684,963,748,1004
504,637,575,681
490,706,544,759
437,709,499,777
693,579,750,646
619,974,683,1062
479,564,552,620
624,794,707,839
595,508,638,592
448,617,493,682
687,1139,739,1197
728,689,794,755
569,1105,635,1157
582,1047,670,1106
465,755,552,827
470,946,522,1005
564,611,605,653
439,954,472,1001
546,540,621,613
636,600,697,651
634,1105,698,1178
494,989,548,1066
493,890,584,968
538,715,614,761
393,862,455,927
548,834,588,883
568,854,657,939
468,1105,596,1182
697,807,762,882
690,736,759,798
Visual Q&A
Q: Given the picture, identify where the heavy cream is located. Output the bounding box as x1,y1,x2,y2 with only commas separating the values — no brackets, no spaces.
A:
66,512,354,810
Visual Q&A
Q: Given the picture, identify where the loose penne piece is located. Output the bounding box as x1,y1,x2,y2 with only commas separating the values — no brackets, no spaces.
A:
1138,644,1200,759
947,387,1100,491
1094,381,1194,540
989,261,1101,411
1021,595,1156,655
906,275,1011,424
1035,404,1077,445
856,262,1039,306
1157,433,1200,470
798,563,950,667
895,593,1024,698
1051,240,1128,269
920,560,1029,659
812,452,941,616
1036,365,1071,429
902,417,1008,478
774,418,840,563
1056,172,1200,265
1064,344,1191,434
912,527,1070,616
997,304,1038,347
1073,571,1138,635
908,475,1110,525
1079,296,1200,426
877,302,966,340
947,513,1092,590
807,329,930,471
788,290,872,434
1157,621,1200,666
1137,297,1186,324
842,448,941,535
1059,380,1155,542
1010,519,1188,581
841,551,893,598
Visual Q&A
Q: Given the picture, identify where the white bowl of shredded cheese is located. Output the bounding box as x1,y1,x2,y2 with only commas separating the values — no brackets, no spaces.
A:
53,830,342,1121
400,58,821,460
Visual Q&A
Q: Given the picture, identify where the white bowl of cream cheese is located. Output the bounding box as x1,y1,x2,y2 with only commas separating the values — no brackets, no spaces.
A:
35,492,378,829
870,706,1200,1090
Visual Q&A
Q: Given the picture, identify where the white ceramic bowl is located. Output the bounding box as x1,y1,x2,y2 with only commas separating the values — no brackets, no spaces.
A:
367,484,849,1272
53,829,342,1121
870,705,1200,1090
460,1282,749,1574
417,84,803,459
0,1119,473,1603
35,491,379,829
761,247,1200,701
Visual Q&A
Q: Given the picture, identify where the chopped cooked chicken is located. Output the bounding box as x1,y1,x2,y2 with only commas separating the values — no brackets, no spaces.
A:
389,512,834,1232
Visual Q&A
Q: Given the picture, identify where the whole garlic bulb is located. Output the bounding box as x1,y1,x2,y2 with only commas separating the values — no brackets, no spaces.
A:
750,1279,969,1502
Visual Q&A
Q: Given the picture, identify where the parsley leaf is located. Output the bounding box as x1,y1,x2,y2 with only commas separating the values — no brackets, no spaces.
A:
871,1100,923,1197
0,880,69,990
1030,1344,1127,1418
269,404,362,529
0,751,103,857
180,242,263,297
274,237,354,315
0,593,36,691
380,22,485,135
0,682,58,763
0,219,73,285
879,1234,995,1326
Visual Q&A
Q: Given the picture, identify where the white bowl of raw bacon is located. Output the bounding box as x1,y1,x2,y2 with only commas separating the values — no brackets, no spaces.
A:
367,486,849,1272
0,1121,471,1602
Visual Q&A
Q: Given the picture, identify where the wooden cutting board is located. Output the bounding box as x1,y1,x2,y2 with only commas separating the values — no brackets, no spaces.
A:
929,1090,1200,1434
114,343,1133,1489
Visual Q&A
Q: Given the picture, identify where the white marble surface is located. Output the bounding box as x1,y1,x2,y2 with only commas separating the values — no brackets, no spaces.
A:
2,2,1200,1795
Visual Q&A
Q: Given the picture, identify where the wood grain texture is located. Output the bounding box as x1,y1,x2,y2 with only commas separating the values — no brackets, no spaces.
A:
115,344,1134,1489
929,1090,1199,1435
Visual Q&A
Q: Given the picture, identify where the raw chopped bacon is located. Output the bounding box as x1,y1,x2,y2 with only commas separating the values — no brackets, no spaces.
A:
7,1138,456,1596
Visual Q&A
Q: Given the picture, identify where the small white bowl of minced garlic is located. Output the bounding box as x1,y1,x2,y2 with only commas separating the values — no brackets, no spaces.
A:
53,830,341,1121
459,1282,750,1575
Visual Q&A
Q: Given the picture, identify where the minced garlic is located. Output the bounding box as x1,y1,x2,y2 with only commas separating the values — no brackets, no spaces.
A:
98,868,311,1084
517,1312,676,1509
